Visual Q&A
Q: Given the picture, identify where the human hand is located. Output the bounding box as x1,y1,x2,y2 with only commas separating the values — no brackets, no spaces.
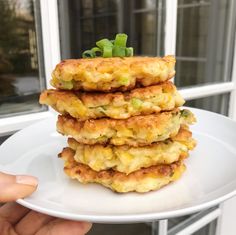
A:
0,172,92,235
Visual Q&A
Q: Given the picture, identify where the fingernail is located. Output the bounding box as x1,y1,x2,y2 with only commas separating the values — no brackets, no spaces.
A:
16,175,38,186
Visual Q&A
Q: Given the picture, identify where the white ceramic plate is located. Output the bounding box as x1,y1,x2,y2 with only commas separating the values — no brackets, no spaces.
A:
1,107,236,223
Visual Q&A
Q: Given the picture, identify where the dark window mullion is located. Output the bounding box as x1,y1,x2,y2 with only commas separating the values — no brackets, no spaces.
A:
79,12,117,20
156,0,160,56
105,0,109,36
130,0,135,50
92,0,96,45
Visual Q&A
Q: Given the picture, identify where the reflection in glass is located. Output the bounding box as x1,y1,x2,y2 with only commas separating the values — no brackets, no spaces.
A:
185,93,229,116
176,61,205,87
0,0,45,117
59,0,165,59
175,0,234,87
134,13,157,56
59,0,118,59
134,0,156,9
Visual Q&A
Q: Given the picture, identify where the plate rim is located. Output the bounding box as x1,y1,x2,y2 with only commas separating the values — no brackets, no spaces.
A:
16,190,236,223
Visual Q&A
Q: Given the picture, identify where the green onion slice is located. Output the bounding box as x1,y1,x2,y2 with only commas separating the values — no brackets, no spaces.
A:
113,46,126,57
102,46,113,58
131,98,142,109
114,33,127,47
82,33,133,58
96,39,113,49
82,50,95,58
91,47,102,56
125,47,134,57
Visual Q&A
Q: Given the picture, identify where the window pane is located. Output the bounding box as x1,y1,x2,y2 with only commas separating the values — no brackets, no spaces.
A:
176,5,209,58
131,0,165,56
178,0,211,5
0,0,46,118
59,0,118,59
94,0,117,14
176,61,205,87
175,0,235,87
133,12,157,55
58,0,165,59
185,93,229,116
80,0,93,17
134,0,156,9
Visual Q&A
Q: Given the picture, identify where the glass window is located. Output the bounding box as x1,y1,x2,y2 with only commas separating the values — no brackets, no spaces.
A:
59,0,119,59
175,0,235,87
0,0,46,118
58,0,165,59
176,61,205,87
179,0,211,4
133,12,157,55
185,93,229,116
134,0,156,10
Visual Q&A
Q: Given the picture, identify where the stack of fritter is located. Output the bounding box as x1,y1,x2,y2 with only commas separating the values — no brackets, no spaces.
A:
40,55,196,193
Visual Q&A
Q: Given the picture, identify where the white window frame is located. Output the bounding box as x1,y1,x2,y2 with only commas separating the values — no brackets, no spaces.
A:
1,0,236,234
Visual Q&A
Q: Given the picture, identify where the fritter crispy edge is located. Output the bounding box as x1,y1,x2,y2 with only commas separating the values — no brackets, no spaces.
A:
50,56,176,91
59,148,186,193
60,127,196,174
39,81,184,120
57,109,196,146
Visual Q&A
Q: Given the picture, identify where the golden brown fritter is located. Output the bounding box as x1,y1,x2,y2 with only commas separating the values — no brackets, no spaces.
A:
60,127,196,174
59,148,186,193
39,82,184,120
56,109,196,146
50,56,175,92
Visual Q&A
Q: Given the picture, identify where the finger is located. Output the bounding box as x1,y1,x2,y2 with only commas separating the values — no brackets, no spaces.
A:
0,219,18,235
0,202,29,224
36,219,92,235
0,184,37,203
0,172,38,202
15,211,54,235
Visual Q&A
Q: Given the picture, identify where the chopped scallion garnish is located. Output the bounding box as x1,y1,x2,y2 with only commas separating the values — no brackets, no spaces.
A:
96,38,113,49
114,33,127,47
126,47,134,57
91,47,102,57
82,50,95,58
103,46,113,58
82,33,134,58
112,46,126,57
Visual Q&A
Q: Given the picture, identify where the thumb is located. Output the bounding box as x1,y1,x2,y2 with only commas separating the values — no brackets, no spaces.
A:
0,172,38,202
